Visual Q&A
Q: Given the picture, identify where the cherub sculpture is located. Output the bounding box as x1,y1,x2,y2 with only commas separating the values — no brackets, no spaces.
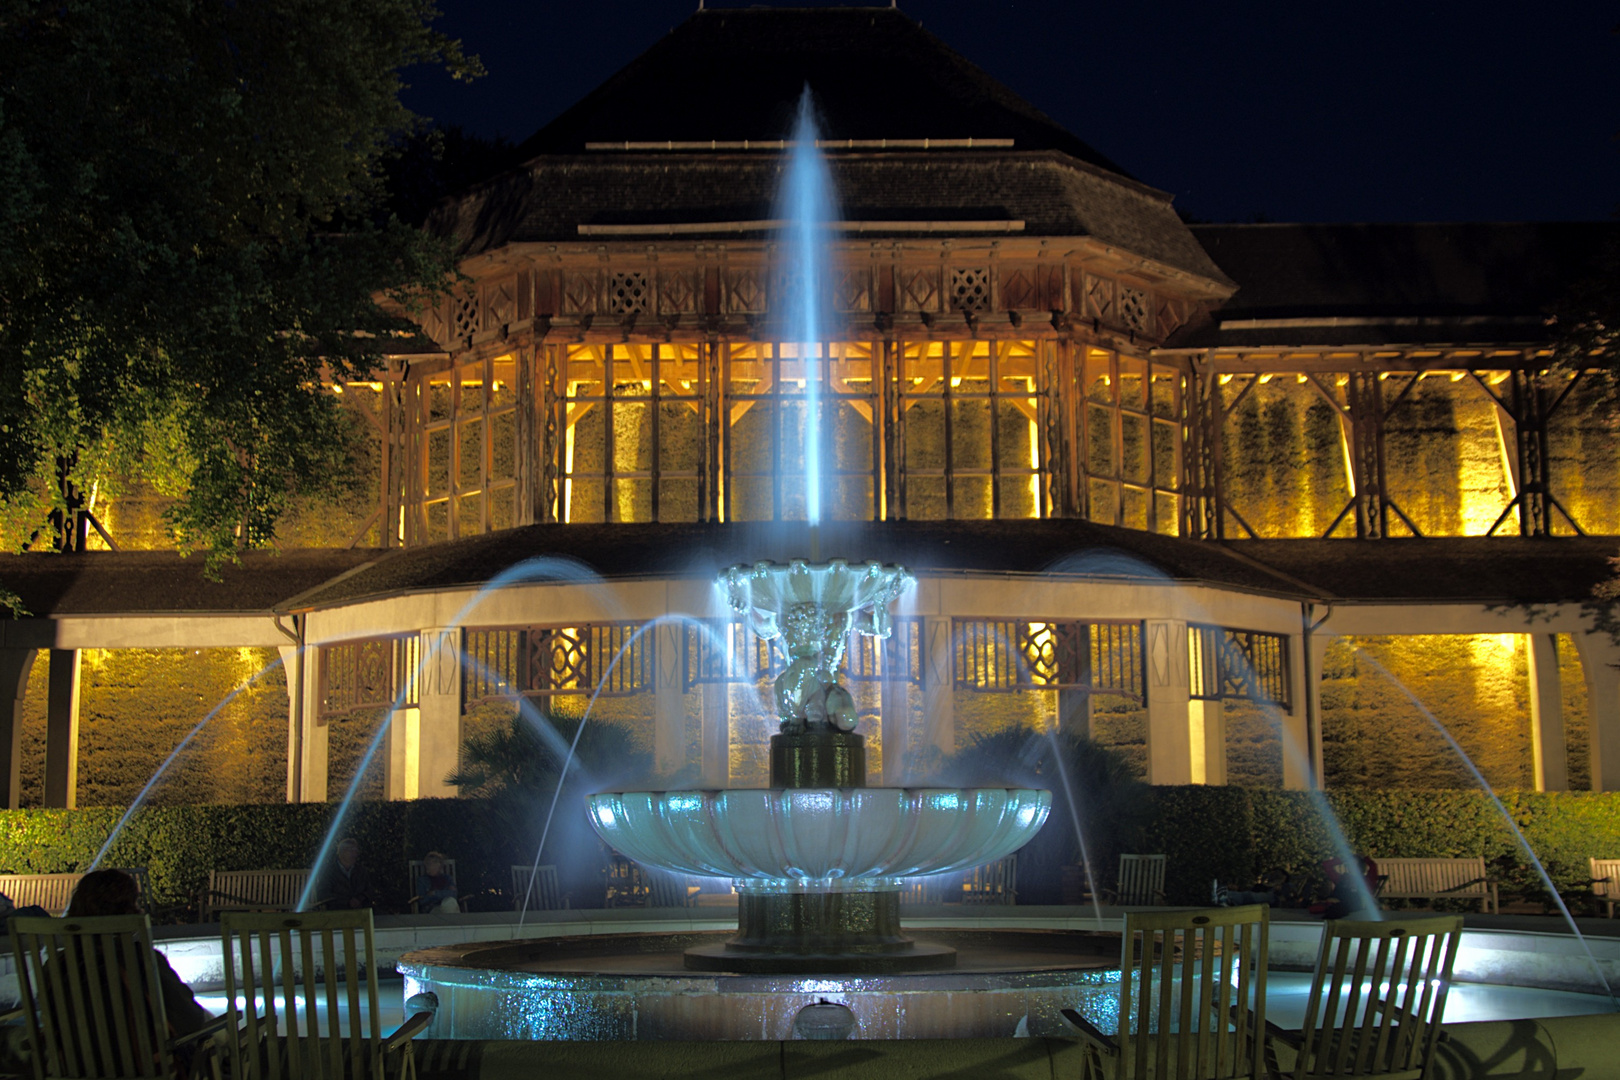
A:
774,603,858,733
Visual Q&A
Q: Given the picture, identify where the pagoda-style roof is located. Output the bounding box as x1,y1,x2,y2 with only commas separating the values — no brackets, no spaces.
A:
1168,222,1620,350
428,151,1231,286
513,7,1124,172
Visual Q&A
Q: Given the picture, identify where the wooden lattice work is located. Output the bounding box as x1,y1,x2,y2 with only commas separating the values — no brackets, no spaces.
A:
318,636,419,719
953,618,1143,702
463,623,654,705
1188,624,1291,710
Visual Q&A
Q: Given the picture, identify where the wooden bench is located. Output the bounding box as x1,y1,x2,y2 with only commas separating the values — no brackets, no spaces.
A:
0,872,84,916
1377,856,1497,913
1591,858,1620,918
202,869,309,922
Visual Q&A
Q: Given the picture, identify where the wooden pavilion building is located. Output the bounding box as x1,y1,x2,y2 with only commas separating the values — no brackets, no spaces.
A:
3,7,1619,808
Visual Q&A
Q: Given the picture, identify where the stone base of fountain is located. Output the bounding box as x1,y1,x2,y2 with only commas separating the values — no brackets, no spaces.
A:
682,729,959,974
768,730,865,787
685,890,956,974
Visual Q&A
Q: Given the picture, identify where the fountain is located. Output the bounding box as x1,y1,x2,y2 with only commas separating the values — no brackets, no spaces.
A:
394,559,1132,1040
589,558,1050,974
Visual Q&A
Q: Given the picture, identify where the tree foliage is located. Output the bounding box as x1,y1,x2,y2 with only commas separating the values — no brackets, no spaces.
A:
0,0,477,563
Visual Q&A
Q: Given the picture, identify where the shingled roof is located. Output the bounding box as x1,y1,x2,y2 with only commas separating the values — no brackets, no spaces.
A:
513,7,1125,172
1168,222,1620,349
429,152,1229,284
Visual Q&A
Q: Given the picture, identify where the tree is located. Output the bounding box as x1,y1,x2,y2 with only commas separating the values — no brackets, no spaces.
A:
0,0,478,569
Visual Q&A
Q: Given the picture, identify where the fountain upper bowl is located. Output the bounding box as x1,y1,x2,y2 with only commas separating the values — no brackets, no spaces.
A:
587,787,1051,892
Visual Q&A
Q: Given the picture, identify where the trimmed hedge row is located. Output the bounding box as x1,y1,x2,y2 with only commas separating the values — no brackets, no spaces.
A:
1149,788,1620,905
0,788,1615,917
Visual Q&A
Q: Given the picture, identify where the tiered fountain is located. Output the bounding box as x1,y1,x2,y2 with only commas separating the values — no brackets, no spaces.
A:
589,558,1051,974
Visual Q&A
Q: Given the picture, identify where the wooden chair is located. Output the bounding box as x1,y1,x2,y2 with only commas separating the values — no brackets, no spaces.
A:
11,912,232,1080
644,868,699,908
219,909,436,1080
1263,915,1462,1080
1589,857,1620,918
1109,854,1168,906
962,855,1018,905
405,858,463,914
1062,905,1269,1080
604,854,649,908
900,875,952,904
510,864,564,911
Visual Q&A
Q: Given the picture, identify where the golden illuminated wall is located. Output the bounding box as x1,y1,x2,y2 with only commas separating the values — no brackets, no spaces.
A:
18,648,288,807
1547,377,1620,535
1319,635,1537,789
1220,372,1518,538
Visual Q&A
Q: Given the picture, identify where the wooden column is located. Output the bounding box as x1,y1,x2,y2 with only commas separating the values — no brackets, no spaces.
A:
0,650,37,810
653,622,685,775
415,629,462,799
43,649,80,808
921,616,955,755
1144,620,1193,785
385,706,421,801
1527,633,1568,792
1305,632,1329,787
292,644,328,803
1279,632,1312,791
1573,632,1620,791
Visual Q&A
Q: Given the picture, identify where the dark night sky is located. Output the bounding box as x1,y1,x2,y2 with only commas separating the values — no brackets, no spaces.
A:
402,1,1620,224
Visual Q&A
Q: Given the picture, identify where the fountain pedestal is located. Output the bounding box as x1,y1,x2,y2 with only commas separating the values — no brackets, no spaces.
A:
684,730,956,973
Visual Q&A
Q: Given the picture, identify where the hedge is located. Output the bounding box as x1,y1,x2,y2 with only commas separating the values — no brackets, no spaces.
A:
0,788,1615,918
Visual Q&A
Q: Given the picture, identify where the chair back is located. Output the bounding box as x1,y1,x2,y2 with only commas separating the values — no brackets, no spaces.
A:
1292,915,1462,1080
1117,854,1168,906
645,869,696,908
900,875,951,904
963,856,1018,905
510,864,561,911
1115,905,1269,1080
219,909,382,1080
11,913,175,1079
604,854,648,907
405,858,458,914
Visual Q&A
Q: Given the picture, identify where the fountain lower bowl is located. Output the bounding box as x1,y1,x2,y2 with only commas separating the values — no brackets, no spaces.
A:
397,928,1121,1040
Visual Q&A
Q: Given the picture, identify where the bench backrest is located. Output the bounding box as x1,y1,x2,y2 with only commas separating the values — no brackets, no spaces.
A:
1592,858,1620,900
207,869,309,916
0,873,84,916
1379,857,1489,896
1116,854,1167,906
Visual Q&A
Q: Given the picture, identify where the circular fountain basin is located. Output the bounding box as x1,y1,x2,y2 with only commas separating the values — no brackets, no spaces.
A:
586,788,1051,889
397,929,1120,1040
